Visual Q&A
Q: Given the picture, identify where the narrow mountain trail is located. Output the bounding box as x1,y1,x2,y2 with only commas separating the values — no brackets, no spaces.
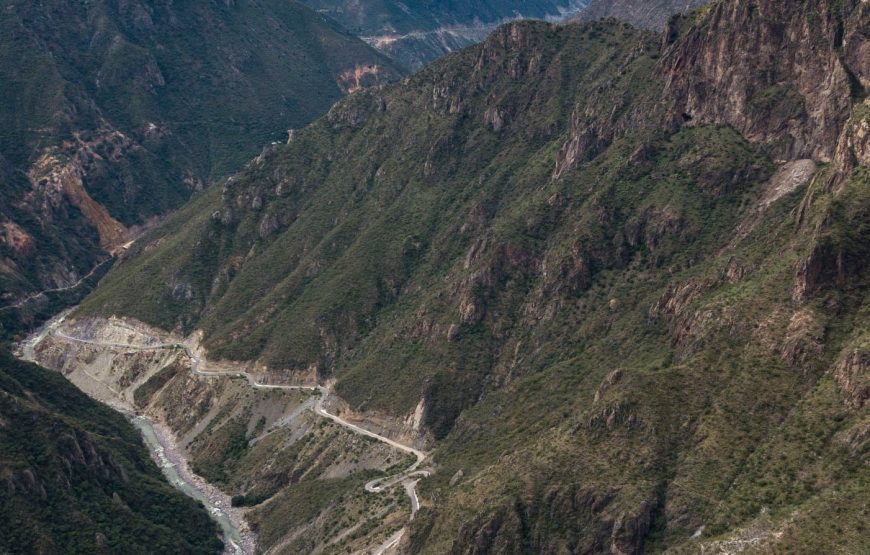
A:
0,238,136,313
0,256,116,312
24,314,431,553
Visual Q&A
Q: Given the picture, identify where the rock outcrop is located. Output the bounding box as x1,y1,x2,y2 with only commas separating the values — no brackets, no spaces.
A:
661,0,869,163
27,132,131,253
793,100,870,302
832,346,869,410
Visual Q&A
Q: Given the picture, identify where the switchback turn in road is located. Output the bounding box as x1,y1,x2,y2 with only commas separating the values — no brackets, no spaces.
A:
24,314,431,553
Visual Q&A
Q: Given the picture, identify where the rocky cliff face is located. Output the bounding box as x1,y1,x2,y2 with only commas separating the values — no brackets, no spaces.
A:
661,0,869,163
660,0,870,319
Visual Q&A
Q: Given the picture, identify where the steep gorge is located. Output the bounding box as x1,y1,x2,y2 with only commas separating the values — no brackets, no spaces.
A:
0,0,401,336
36,0,870,553
0,349,224,553
27,314,428,554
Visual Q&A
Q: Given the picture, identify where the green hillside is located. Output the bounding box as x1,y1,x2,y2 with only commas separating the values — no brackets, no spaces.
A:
76,0,869,551
0,349,223,554
0,0,401,335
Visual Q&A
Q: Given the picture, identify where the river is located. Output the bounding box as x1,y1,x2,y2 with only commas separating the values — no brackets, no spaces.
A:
19,309,426,554
18,311,253,553
131,415,252,555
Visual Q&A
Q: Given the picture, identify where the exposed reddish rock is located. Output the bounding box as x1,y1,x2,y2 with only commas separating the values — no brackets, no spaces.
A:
610,501,653,555
336,64,390,94
834,418,870,463
483,106,507,131
0,222,35,256
26,130,132,252
648,279,709,322
594,368,625,403
721,257,749,284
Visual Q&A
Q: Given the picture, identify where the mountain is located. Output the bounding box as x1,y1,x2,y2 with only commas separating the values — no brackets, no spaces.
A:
576,0,709,29
300,0,591,70
0,0,401,337
0,349,223,554
40,0,870,552
300,1,712,71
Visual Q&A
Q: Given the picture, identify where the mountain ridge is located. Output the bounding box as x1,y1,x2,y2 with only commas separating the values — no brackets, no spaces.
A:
576,0,709,30
35,0,870,552
300,0,591,69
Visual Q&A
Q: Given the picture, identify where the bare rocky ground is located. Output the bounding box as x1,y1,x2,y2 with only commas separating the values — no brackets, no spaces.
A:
23,313,432,554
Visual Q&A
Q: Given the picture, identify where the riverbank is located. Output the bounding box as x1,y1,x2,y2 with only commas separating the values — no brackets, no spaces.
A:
21,310,434,553
133,416,257,555
18,312,256,555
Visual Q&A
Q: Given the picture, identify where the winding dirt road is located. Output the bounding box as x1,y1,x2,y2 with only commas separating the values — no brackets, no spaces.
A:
26,316,430,553
0,253,122,313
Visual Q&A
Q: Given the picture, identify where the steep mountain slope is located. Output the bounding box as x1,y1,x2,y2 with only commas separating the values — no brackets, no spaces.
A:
301,0,590,69
61,0,869,552
0,349,223,554
0,0,400,336
577,0,709,29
